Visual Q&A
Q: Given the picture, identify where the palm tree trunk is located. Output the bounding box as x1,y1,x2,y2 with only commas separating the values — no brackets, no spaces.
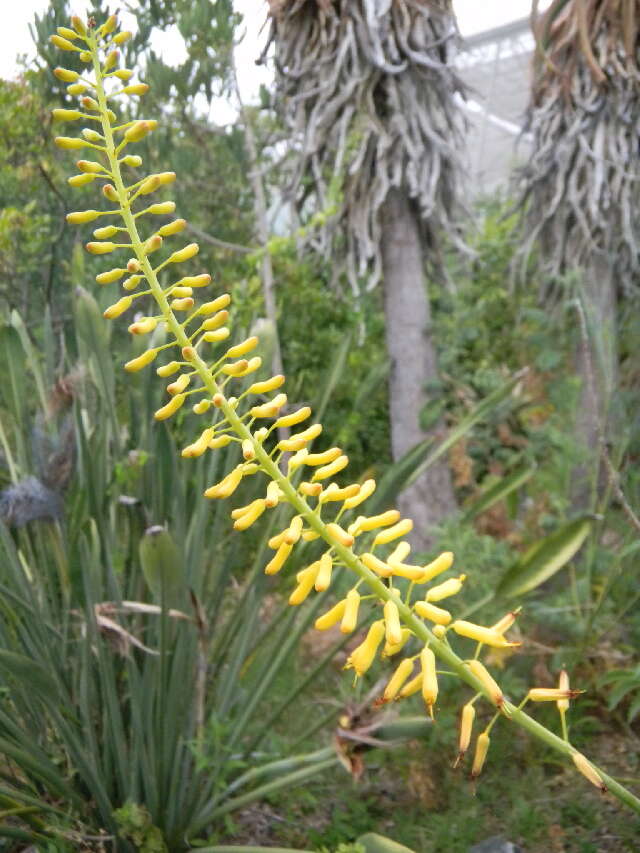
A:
381,189,456,549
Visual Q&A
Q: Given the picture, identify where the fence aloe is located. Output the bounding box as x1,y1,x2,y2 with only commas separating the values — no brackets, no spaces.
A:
50,11,640,821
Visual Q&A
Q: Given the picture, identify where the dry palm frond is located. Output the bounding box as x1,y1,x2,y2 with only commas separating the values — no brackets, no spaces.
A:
266,0,467,290
516,0,640,289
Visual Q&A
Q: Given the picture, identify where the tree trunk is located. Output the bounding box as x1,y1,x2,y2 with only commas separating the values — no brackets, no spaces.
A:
380,189,456,550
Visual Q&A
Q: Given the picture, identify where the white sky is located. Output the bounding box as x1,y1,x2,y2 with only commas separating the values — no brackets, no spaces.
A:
1,0,540,110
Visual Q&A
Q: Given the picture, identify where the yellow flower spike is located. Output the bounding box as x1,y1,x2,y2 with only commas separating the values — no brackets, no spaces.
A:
425,574,466,602
265,480,283,508
284,515,303,545
168,243,199,264
399,673,423,698
491,610,519,634
264,541,293,575
355,509,401,532
315,552,333,592
388,541,411,564
455,702,476,767
557,670,570,714
247,374,285,395
421,646,438,717
198,294,231,315
158,219,186,237
382,658,415,702
345,620,386,677
103,296,133,319
124,348,158,372
204,466,244,500
67,209,100,224
122,83,150,96
340,589,361,634
326,522,354,548
384,599,402,646
343,478,376,510
50,35,79,51
452,621,521,649
419,551,454,583
233,499,266,532
382,627,411,657
275,406,312,429
129,317,158,335
69,174,97,187
311,454,349,482
414,601,452,626
167,374,191,396
315,599,347,631
360,552,393,578
572,752,606,792
465,660,504,707
154,393,186,421
208,434,232,449
299,481,322,498
471,731,491,779
156,361,180,378
226,336,259,359
202,311,230,331
304,447,342,467
289,564,320,605
123,119,158,143
241,439,255,461
55,136,86,149
527,688,583,702
54,67,80,82
373,518,413,546
86,240,116,254
182,427,215,459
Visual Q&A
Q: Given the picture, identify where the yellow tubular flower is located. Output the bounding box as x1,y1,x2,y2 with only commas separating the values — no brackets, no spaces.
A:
315,599,347,631
247,374,285,395
383,627,411,657
388,541,411,563
157,361,180,378
419,551,454,583
557,670,570,714
425,575,466,602
265,480,283,508
233,499,266,531
456,702,476,766
311,455,349,482
241,439,255,461
414,600,452,626
289,564,320,605
432,625,447,639
204,467,244,499
67,209,100,224
451,620,521,649
471,732,490,779
466,660,503,707
399,673,423,698
382,658,415,702
360,552,393,578
340,589,360,633
384,599,402,646
167,374,190,395
299,481,322,498
304,447,342,466
345,620,385,676
284,515,303,545
356,510,401,532
182,427,215,459
373,518,413,546
103,296,133,319
264,542,293,575
226,336,258,359
527,688,582,702
124,348,157,372
421,646,438,716
572,752,606,792
343,478,376,509
388,561,427,581
208,435,232,449
314,552,333,592
154,393,186,421
491,610,519,634
326,522,354,547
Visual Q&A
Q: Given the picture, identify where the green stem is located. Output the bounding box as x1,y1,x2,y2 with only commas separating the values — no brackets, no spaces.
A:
88,36,640,818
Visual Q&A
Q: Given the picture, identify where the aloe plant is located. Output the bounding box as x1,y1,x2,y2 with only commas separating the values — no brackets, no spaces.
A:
44,12,640,824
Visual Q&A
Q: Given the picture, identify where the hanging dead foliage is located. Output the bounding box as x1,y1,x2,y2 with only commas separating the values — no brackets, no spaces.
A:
516,0,640,289
265,0,468,290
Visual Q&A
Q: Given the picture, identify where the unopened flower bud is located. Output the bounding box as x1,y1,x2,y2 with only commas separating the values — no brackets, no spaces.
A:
86,241,116,255
67,83,87,95
471,732,490,779
102,184,119,202
104,50,119,71
93,225,118,240
113,30,132,44
54,67,79,82
124,348,158,372
158,218,186,237
123,83,149,96
96,268,125,285
115,69,134,81
55,135,85,149
168,243,199,264
121,154,142,167
67,209,99,224
340,589,360,634
53,108,82,122
50,35,78,51
103,296,132,319
154,393,186,421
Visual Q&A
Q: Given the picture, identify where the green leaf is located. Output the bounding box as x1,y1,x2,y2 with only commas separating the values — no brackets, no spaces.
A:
139,525,184,603
0,650,60,700
356,833,416,853
462,465,536,522
495,517,593,599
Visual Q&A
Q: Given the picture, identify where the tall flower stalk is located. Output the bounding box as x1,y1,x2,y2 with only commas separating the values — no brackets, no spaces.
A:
50,14,640,816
